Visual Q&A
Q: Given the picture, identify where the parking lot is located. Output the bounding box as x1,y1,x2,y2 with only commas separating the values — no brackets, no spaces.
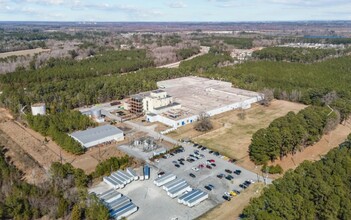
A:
90,142,271,220
154,142,271,204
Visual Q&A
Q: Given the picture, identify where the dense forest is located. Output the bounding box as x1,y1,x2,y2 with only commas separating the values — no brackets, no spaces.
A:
242,139,351,220
252,47,351,63
249,106,337,165
179,52,233,71
26,111,96,154
0,146,109,219
192,35,254,49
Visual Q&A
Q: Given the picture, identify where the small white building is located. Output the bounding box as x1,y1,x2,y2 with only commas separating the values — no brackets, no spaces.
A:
31,103,46,116
70,125,124,148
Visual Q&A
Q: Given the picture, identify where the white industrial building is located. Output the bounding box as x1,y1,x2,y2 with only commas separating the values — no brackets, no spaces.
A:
141,76,264,130
70,125,124,148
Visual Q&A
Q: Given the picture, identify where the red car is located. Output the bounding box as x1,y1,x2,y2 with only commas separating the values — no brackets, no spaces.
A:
206,165,212,169
209,159,215,163
198,164,204,168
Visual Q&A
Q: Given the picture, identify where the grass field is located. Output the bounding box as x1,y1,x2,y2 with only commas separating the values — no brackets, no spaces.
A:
0,48,50,58
168,100,306,160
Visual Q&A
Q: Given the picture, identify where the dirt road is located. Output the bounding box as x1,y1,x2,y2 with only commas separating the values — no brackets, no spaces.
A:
157,46,210,68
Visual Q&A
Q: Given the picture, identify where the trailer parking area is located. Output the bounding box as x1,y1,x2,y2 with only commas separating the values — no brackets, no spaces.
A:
91,167,215,220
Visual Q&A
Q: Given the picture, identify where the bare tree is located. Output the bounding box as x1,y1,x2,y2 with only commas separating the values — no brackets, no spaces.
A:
194,112,213,132
324,110,340,133
322,91,338,106
260,88,274,106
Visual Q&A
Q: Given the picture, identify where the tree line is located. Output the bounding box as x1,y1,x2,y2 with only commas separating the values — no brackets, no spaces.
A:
26,111,96,155
0,146,109,220
249,106,337,165
252,46,351,63
242,139,351,219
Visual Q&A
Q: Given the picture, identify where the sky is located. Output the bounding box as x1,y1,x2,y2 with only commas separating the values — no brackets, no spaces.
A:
0,0,350,22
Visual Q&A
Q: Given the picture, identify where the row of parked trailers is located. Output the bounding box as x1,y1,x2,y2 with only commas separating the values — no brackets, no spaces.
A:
97,189,138,220
153,173,208,207
178,189,209,208
104,165,150,189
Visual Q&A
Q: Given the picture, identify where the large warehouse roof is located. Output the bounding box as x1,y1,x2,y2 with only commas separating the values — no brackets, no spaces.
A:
70,125,123,146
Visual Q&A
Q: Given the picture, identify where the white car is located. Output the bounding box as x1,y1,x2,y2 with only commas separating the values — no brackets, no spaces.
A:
192,167,199,172
224,192,231,197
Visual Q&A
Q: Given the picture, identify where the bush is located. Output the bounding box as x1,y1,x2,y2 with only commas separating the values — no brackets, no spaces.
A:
261,164,283,174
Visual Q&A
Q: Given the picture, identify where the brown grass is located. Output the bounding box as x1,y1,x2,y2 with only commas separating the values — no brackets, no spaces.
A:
0,48,51,58
197,183,265,220
169,100,306,160
0,108,127,176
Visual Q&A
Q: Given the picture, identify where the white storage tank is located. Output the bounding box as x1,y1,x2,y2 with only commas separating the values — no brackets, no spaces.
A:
31,103,46,116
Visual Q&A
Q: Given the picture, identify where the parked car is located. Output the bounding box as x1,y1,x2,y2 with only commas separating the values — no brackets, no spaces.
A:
224,192,231,197
205,185,212,191
189,173,196,178
172,161,178,164
230,191,237,197
179,161,184,165
222,195,231,201
244,180,252,186
210,163,216,167
233,190,241,195
206,165,212,169
192,167,199,172
209,159,216,163
208,184,215,190
217,173,225,179
225,175,233,180
175,164,180,168
209,150,214,154
157,171,165,177
198,164,204,168
199,154,205,158
239,184,247,189
225,169,232,174
234,170,242,175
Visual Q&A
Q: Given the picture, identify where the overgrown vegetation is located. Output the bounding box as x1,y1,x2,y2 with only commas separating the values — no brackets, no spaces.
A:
26,111,96,154
179,52,233,71
0,147,109,219
92,156,131,178
176,47,200,60
261,164,283,174
242,139,351,219
252,47,351,63
249,106,337,165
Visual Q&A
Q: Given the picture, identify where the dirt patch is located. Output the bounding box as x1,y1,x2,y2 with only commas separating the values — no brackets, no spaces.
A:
197,183,265,220
270,120,351,171
234,121,351,179
0,48,51,58
0,108,128,176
